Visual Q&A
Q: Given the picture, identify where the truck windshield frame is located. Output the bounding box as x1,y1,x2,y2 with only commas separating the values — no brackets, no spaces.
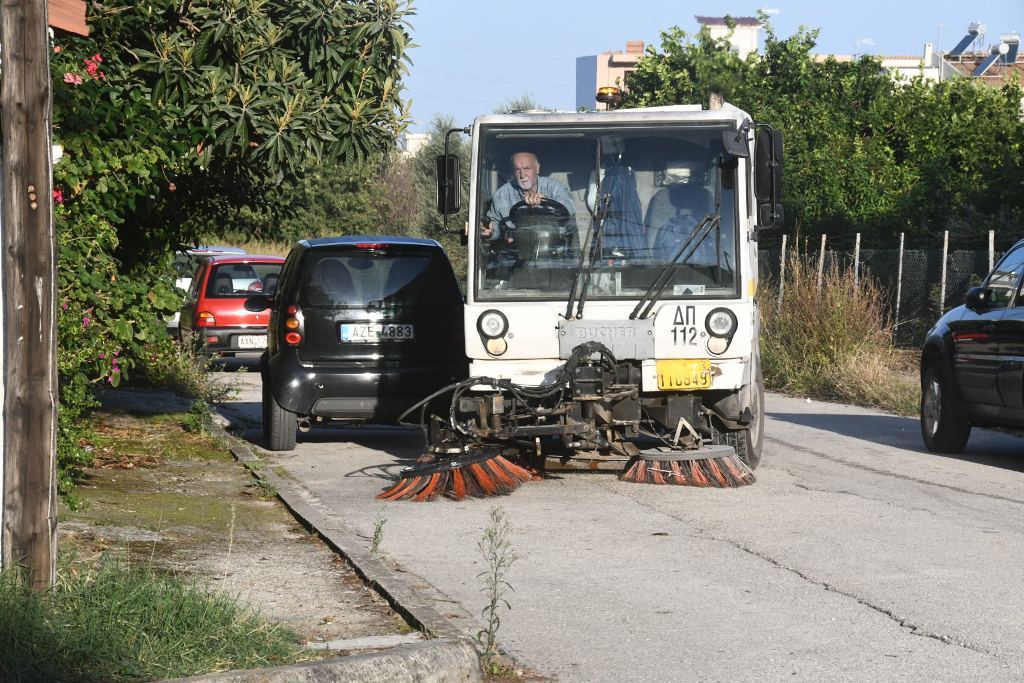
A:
473,122,741,303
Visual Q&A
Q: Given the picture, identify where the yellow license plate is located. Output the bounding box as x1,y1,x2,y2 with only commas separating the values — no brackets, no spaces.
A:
656,359,713,390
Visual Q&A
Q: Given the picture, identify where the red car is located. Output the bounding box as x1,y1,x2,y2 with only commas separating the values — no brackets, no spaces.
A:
179,254,285,355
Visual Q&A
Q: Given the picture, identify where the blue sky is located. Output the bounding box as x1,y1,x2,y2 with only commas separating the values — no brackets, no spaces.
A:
401,1,1024,132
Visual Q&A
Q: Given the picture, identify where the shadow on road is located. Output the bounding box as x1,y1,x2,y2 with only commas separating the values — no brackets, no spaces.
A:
209,354,261,372
769,411,1024,471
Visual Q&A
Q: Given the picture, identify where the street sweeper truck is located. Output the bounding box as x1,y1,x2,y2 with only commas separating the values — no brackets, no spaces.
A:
379,95,783,501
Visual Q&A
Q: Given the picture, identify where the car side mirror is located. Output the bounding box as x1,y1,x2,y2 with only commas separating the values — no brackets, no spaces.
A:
244,294,272,312
964,286,988,310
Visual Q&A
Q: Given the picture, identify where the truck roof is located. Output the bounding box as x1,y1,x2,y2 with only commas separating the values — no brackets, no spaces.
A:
470,102,749,129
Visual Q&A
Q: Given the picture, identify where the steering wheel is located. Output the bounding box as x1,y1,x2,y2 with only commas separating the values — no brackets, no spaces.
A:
508,198,570,224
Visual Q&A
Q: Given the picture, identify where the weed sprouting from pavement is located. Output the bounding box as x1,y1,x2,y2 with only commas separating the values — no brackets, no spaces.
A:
184,399,212,433
370,505,387,554
476,506,518,658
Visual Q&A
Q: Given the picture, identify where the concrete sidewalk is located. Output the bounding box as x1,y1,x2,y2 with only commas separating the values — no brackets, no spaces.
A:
205,412,483,683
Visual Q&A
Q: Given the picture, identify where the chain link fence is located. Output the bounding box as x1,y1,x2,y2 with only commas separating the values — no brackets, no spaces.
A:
760,233,1007,347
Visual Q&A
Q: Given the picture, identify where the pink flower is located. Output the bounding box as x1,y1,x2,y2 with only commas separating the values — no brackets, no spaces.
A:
83,54,105,80
53,45,62,54
63,72,83,85
53,188,64,204
98,352,105,359
82,315,91,328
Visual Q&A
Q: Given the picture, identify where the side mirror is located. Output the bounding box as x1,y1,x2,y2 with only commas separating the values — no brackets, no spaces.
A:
244,294,272,312
755,127,784,229
435,154,461,215
964,286,988,310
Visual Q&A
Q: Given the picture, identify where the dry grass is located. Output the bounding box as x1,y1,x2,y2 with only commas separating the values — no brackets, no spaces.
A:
761,251,919,416
233,238,294,257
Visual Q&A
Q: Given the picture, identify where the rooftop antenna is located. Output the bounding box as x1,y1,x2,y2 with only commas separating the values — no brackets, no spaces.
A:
947,21,985,58
854,36,875,59
936,23,949,52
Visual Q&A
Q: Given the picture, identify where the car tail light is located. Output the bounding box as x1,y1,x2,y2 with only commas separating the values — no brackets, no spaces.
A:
206,335,219,344
356,243,389,250
283,304,303,346
196,311,216,327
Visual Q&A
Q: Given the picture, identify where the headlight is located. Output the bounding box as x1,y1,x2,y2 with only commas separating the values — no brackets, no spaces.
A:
477,310,508,339
705,308,737,339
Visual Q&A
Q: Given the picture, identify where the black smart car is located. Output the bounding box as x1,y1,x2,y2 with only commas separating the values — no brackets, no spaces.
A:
920,238,1024,452
253,236,467,451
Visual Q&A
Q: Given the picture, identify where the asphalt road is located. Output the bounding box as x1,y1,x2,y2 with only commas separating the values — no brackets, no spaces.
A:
216,364,1024,682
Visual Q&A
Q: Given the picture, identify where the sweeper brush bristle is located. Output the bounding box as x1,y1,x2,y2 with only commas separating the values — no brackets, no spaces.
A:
620,450,755,488
377,449,535,502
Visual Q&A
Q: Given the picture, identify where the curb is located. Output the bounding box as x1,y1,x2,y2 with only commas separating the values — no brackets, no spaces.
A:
172,638,480,682
206,416,483,682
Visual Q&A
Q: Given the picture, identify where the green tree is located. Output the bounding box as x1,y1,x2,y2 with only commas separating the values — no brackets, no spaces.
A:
49,1,414,493
58,0,414,256
494,93,549,113
622,18,1024,247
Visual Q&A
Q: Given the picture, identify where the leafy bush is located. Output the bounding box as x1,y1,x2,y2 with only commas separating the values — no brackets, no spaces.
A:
760,252,918,415
137,333,236,405
0,559,302,682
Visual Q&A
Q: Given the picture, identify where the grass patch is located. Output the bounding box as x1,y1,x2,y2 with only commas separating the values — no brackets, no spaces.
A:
761,251,919,416
89,412,228,465
0,559,305,682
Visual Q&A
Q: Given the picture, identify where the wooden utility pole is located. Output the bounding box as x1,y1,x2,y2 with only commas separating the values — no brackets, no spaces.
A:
1,0,59,588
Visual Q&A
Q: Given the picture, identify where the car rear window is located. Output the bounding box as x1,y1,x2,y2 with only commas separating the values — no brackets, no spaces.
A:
297,249,459,308
205,262,283,298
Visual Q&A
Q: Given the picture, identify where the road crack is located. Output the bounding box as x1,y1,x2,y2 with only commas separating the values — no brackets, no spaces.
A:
789,480,941,516
609,484,1000,662
708,533,994,657
769,435,1024,507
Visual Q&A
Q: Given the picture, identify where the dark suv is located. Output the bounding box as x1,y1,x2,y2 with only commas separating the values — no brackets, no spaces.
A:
254,237,467,450
920,239,1024,452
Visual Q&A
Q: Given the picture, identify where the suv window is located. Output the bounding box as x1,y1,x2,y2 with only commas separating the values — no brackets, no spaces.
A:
298,249,459,308
205,262,283,298
986,245,1024,307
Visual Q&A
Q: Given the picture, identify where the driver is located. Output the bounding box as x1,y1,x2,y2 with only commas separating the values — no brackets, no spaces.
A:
481,151,575,242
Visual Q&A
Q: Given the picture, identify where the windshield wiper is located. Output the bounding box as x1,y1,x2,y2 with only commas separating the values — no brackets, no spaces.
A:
629,213,721,320
564,194,612,320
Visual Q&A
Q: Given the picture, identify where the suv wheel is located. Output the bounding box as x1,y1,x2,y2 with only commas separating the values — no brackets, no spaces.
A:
263,379,297,451
920,363,970,453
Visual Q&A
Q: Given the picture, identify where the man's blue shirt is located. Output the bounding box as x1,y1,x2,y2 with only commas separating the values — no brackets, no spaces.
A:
485,176,576,225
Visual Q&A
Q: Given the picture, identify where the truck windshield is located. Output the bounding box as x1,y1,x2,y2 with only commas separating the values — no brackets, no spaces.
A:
474,124,739,302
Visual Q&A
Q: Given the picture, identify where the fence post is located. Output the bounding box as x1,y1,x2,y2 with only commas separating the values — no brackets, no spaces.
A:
894,232,904,342
778,233,787,313
817,233,827,291
989,230,995,272
940,230,949,313
854,232,861,287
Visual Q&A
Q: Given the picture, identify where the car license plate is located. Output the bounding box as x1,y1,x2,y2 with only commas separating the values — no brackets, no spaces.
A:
656,359,713,390
339,323,414,343
236,334,267,350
